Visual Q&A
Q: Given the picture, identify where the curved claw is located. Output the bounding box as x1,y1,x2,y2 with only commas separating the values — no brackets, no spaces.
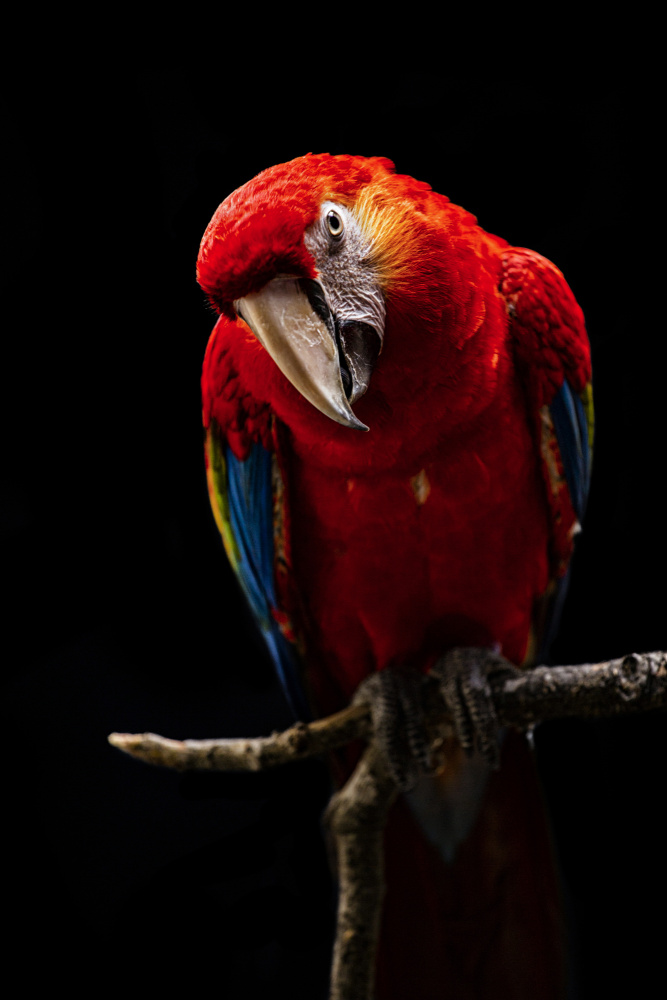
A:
399,670,434,774
354,669,434,791
432,648,519,770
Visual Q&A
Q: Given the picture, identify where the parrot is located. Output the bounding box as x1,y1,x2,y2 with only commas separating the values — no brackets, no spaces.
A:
197,153,593,999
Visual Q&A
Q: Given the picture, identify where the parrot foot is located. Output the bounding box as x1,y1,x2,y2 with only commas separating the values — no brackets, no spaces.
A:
353,668,434,791
431,647,520,770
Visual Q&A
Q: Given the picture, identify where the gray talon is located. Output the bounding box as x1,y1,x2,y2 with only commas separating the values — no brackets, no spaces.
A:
354,669,434,791
355,649,518,786
432,647,519,770
398,670,432,771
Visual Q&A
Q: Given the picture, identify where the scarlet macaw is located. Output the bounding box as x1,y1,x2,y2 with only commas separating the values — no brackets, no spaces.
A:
197,154,592,999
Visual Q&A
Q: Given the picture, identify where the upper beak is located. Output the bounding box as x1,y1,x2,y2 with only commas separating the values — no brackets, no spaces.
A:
235,277,370,431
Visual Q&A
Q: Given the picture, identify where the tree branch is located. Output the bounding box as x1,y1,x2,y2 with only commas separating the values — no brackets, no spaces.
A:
325,744,398,1000
109,651,667,770
108,702,372,770
108,651,667,1000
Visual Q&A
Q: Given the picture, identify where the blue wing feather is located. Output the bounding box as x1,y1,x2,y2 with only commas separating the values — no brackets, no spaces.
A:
549,379,591,523
225,441,311,721
537,378,593,660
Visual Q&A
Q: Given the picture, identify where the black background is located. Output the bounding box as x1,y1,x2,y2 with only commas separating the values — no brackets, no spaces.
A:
4,61,663,997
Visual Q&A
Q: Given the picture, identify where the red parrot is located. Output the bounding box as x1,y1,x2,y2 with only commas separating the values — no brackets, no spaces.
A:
197,154,592,999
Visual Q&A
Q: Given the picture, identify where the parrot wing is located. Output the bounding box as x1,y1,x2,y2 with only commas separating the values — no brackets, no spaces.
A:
501,247,594,659
202,315,310,720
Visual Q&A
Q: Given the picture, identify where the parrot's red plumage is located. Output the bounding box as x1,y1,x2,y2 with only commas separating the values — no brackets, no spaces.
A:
198,153,592,998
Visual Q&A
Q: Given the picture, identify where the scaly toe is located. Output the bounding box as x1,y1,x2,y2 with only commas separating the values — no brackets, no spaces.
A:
354,669,434,791
432,647,519,769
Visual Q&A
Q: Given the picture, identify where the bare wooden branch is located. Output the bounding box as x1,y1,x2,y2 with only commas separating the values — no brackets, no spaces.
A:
108,702,371,770
109,651,667,772
325,745,398,1000
491,650,667,725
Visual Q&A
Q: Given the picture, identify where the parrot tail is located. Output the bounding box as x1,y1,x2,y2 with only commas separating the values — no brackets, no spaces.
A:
375,731,568,1000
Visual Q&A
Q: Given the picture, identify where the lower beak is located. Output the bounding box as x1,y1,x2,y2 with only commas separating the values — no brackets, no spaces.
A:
235,278,369,431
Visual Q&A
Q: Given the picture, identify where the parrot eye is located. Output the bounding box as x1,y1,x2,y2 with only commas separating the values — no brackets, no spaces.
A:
326,209,344,239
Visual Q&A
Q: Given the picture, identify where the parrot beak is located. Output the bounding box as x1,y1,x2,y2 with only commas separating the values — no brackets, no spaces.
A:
235,278,370,431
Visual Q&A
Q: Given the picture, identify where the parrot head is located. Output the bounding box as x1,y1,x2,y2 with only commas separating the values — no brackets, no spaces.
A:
197,154,496,436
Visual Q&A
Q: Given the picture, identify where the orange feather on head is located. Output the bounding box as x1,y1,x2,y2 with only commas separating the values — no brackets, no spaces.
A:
198,153,390,316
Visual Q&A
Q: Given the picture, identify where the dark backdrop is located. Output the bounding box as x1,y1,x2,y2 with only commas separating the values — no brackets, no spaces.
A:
4,66,663,997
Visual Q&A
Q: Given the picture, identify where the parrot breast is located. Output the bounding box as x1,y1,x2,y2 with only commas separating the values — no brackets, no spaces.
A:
278,360,552,711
